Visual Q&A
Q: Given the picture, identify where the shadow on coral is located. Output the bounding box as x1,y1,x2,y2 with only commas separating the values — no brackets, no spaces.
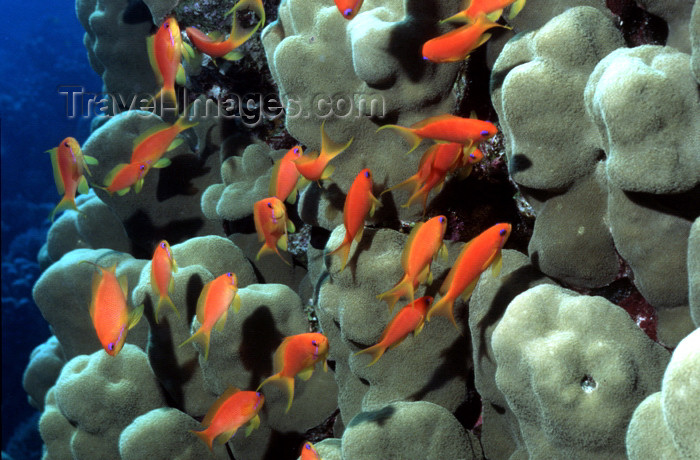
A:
239,306,285,389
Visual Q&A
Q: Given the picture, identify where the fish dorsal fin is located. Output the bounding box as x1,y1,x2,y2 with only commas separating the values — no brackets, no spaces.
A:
103,164,128,189
46,147,65,195
272,337,292,374
409,114,458,130
222,50,245,61
146,35,163,84
128,304,144,329
203,387,241,427
320,121,353,160
88,268,101,321
401,222,424,271
245,414,260,437
196,280,214,324
133,123,171,150
269,159,282,197
440,238,473,294
152,158,172,168
507,0,527,20
167,137,184,152
228,0,265,47
118,274,129,297
298,365,314,381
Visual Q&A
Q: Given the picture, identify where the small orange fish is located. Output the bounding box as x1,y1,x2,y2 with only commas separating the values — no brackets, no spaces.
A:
354,296,432,366
422,13,509,63
376,114,497,154
377,216,448,310
103,161,149,195
129,117,197,168
191,387,264,450
426,223,512,328
329,169,381,271
441,0,527,24
460,146,484,176
83,262,144,356
334,0,364,19
179,272,241,360
147,17,193,107
294,121,353,183
186,0,265,60
269,145,306,204
253,197,296,263
151,240,179,323
46,137,98,221
257,333,329,412
301,441,322,460
382,143,463,212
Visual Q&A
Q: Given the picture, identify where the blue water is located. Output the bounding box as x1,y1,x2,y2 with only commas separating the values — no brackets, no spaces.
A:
0,3,103,455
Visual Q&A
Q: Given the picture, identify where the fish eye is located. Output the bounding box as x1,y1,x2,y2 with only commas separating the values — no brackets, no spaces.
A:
480,130,489,137
256,392,262,397
267,202,273,208
422,56,429,60
499,229,507,236
293,147,299,154
469,153,476,159
164,22,170,28
139,164,145,170
64,141,70,147
364,171,370,178
439,217,445,223
160,242,166,248
305,443,312,450
227,272,232,278
108,343,114,351
311,340,318,346
344,8,352,16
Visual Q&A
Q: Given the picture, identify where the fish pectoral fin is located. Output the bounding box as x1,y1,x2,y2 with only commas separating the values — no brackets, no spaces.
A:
286,220,296,233
438,243,448,262
369,194,382,217
232,294,242,313
128,304,144,330
152,158,172,168
84,155,99,165
118,274,129,297
298,366,314,381
245,415,260,437
176,64,187,86
486,9,503,22
216,428,237,445
214,310,228,332
78,176,90,195
222,50,245,61
490,251,503,277
414,319,425,336
167,138,184,151
460,278,479,303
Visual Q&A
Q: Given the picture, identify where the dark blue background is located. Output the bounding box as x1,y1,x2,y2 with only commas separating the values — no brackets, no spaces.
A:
1,3,102,457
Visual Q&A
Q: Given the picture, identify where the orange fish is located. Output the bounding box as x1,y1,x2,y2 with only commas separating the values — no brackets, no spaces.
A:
83,262,144,356
460,146,484,177
191,387,264,450
422,13,509,63
103,161,149,195
294,121,353,183
301,441,321,460
334,0,364,19
129,117,197,168
46,137,98,221
377,216,448,310
269,145,307,204
147,17,193,108
426,223,512,328
257,333,329,412
151,240,179,323
185,0,265,60
179,272,241,360
329,169,381,271
382,143,463,212
253,197,296,263
376,114,497,154
441,0,527,24
354,296,432,366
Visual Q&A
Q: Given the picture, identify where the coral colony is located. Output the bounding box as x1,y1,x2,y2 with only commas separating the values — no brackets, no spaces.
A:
20,0,699,459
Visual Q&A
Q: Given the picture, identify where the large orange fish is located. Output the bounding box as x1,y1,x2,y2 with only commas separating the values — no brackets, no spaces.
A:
441,0,527,24
422,13,509,63
269,145,307,204
329,169,381,271
103,161,149,195
334,0,364,19
377,216,448,310
300,441,321,460
83,262,144,356
179,272,241,360
376,114,497,154
253,197,296,263
354,296,432,366
186,0,265,60
150,240,179,323
426,223,512,328
46,137,98,221
191,387,264,450
147,17,193,108
294,121,353,183
257,333,329,412
382,143,463,213
129,117,198,168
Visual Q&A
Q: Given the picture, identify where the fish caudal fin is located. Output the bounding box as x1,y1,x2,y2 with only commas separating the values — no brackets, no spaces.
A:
191,428,214,451
375,125,422,155
354,343,387,367
328,235,352,272
376,275,414,312
179,326,212,360
155,295,180,324
49,195,79,222
425,295,458,330
257,374,295,413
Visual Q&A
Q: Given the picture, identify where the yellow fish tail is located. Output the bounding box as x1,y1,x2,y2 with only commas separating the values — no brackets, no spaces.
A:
328,237,352,272
354,343,387,367
376,276,413,312
425,295,458,330
375,124,422,155
191,427,214,451
155,295,180,324
257,373,295,413
179,326,212,360
49,195,79,222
